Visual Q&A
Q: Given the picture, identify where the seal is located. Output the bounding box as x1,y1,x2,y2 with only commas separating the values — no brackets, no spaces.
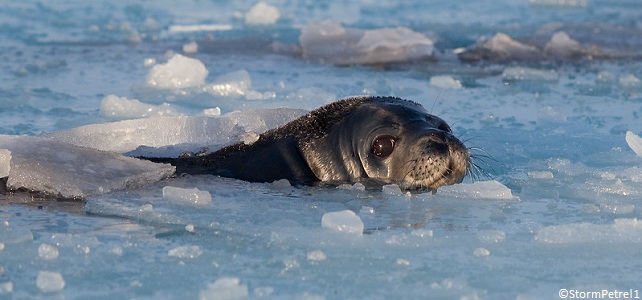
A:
146,96,470,191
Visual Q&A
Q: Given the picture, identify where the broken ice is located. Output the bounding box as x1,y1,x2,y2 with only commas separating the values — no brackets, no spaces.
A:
321,210,364,234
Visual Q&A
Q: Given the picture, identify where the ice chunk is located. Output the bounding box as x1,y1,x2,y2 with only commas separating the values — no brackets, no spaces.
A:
203,70,252,98
321,210,364,234
300,21,433,65
410,229,433,238
535,219,642,244
0,149,10,178
600,203,635,215
307,250,327,261
168,24,233,33
473,248,491,257
36,271,65,293
168,245,202,259
529,0,589,7
477,230,506,243
528,170,554,179
146,54,208,89
46,108,306,154
544,32,584,58
429,76,463,90
244,2,280,26
0,135,175,199
200,277,249,300
626,131,642,157
183,41,198,54
99,95,181,120
0,221,33,244
619,74,642,87
0,281,12,294
502,67,558,81
438,181,514,200
162,186,212,206
459,32,543,62
38,244,59,260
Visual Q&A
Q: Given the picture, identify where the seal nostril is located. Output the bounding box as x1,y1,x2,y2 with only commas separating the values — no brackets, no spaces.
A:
425,141,449,154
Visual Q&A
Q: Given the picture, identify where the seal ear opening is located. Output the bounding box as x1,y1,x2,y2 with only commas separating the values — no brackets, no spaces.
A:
372,135,396,158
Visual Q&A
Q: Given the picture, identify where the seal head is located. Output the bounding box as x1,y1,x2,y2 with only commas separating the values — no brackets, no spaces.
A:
300,97,469,190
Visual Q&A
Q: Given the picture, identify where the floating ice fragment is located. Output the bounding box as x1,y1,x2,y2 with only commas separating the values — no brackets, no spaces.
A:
600,203,635,215
168,245,203,259
307,250,327,261
626,131,642,157
619,74,642,87
36,271,65,293
321,210,364,235
100,95,181,120
382,184,404,195
477,230,506,243
411,229,433,238
163,186,212,206
529,0,589,7
438,181,514,200
185,224,195,233
0,281,12,294
473,248,491,257
47,109,305,154
38,244,59,260
300,21,433,65
203,70,252,98
146,54,208,89
502,67,558,81
201,107,221,116
200,277,249,300
396,258,410,266
429,76,463,90
544,32,584,58
0,223,33,244
0,149,10,178
535,218,642,244
460,32,543,62
527,170,554,179
0,135,175,199
240,131,260,145
337,182,366,190
245,2,280,26
183,41,198,54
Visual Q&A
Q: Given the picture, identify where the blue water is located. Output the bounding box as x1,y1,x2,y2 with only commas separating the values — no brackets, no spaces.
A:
2,0,642,299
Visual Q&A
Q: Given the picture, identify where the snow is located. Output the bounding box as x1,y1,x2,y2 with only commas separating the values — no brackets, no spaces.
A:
2,0,642,299
244,2,280,26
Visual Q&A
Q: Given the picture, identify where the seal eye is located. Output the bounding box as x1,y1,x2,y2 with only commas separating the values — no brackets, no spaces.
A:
372,135,396,158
